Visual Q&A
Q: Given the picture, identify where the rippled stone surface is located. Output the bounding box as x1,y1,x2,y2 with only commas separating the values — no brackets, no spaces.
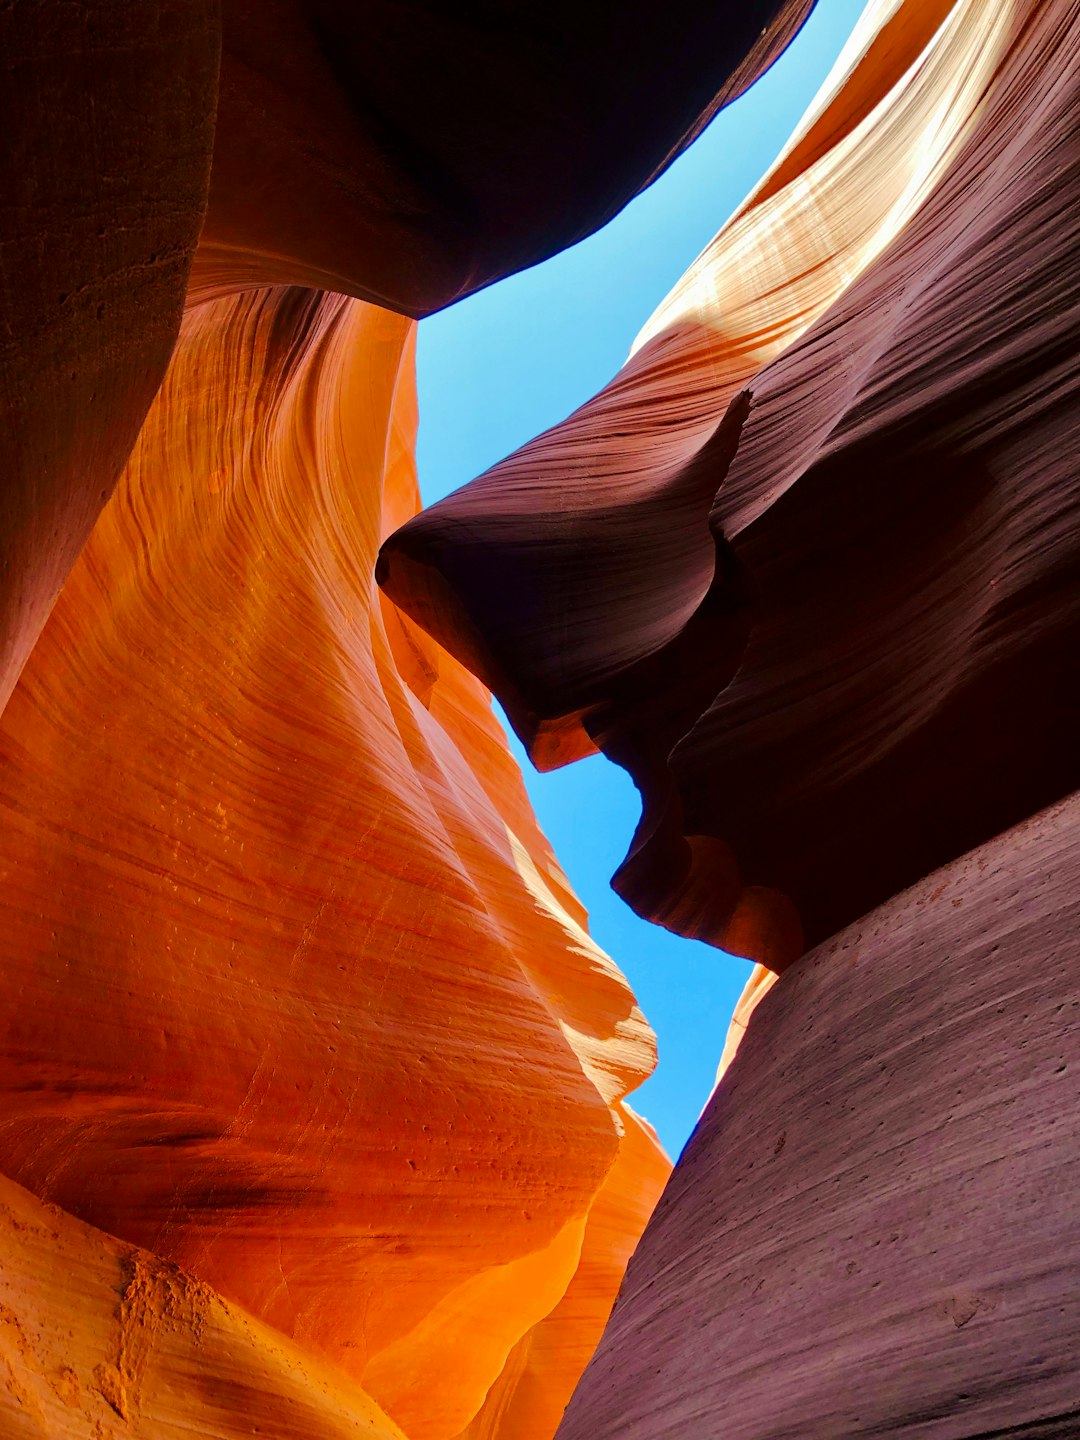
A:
0,289,668,1440
0,1,812,717
8,0,1078,1433
383,0,1080,969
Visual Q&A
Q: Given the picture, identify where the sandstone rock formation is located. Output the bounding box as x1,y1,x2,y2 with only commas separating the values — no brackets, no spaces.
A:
6,0,1079,1434
377,0,1080,1432
0,1169,407,1439
458,1104,671,1440
0,4,219,717
0,285,671,1440
0,13,830,1428
198,0,818,312
2,0,841,1428
0,0,815,722
381,0,1080,971
557,791,1080,1439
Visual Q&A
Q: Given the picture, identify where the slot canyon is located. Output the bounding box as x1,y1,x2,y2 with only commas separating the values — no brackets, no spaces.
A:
0,1,1078,1436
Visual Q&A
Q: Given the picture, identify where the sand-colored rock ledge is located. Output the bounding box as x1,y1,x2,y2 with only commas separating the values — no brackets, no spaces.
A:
0,1169,407,1440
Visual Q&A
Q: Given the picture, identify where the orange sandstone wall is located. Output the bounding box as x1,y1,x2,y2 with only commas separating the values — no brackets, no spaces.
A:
457,1104,670,1440
380,2,1080,1429
0,286,669,1439
0,7,834,1434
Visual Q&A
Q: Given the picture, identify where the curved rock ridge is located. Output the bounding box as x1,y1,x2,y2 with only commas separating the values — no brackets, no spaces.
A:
0,1,816,741
0,285,668,1439
557,787,1080,1439
0,1169,407,1439
712,965,778,1090
457,1104,670,1440
380,0,1080,969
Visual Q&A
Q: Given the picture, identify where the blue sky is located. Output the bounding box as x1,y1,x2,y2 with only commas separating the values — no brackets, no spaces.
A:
415,0,867,1158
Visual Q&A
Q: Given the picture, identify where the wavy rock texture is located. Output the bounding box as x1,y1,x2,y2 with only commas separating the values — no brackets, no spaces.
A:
8,1,1078,1436
0,286,668,1440
381,0,1080,970
558,789,1080,1439
195,0,816,312
0,0,814,757
459,1104,670,1440
0,1170,406,1440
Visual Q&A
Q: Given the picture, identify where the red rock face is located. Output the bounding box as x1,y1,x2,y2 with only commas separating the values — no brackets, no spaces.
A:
380,0,1080,970
376,2,1080,1428
556,789,1080,1439
5,0,1079,1434
2,6,841,1435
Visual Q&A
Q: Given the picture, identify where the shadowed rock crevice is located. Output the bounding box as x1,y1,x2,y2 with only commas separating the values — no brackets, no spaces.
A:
378,381,800,956
199,0,819,313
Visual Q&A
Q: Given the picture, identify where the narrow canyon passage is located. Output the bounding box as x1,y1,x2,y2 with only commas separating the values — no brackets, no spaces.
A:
1,1,1078,1437
410,0,866,1155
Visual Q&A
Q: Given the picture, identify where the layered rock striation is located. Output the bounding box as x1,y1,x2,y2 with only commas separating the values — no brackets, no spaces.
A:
5,0,1079,1435
0,0,815,720
0,13,832,1432
557,791,1080,1438
0,3,219,717
381,0,1080,970
0,1169,408,1439
198,0,818,312
380,1,1080,1432
0,286,670,1439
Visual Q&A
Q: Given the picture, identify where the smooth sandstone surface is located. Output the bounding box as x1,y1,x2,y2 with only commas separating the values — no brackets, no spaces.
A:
5,0,1078,1435
0,286,668,1439
458,1104,670,1440
381,0,1080,969
558,790,1080,1439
